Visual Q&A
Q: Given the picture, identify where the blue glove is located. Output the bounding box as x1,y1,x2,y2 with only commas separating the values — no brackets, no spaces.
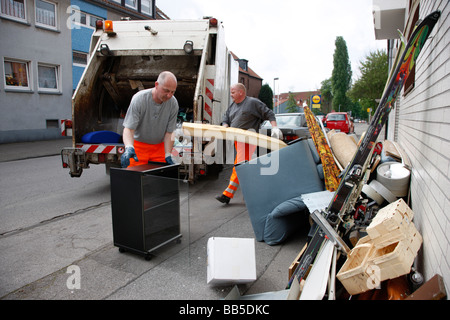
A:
165,154,175,165
121,146,138,168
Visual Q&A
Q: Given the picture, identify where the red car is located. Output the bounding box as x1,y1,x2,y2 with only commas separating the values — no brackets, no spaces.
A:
323,112,354,134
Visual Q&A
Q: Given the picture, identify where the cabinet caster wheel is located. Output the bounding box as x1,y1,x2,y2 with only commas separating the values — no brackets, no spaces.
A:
119,247,127,253
144,254,153,261
176,238,182,244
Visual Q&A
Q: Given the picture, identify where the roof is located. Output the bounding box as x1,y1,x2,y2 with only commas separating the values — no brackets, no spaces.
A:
230,52,263,80
275,90,321,107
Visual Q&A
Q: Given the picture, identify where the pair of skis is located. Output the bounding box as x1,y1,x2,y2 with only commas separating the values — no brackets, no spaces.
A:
288,10,441,292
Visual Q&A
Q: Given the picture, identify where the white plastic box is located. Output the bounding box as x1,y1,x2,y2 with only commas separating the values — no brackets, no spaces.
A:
207,237,256,285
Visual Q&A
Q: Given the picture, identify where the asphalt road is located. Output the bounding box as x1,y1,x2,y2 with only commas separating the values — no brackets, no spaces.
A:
0,139,308,301
0,123,371,302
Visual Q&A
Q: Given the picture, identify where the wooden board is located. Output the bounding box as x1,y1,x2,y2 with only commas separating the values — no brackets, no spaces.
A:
299,239,334,300
182,122,287,150
303,106,341,192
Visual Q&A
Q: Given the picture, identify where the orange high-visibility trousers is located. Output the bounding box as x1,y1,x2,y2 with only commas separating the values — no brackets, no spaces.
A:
223,141,257,198
129,140,166,167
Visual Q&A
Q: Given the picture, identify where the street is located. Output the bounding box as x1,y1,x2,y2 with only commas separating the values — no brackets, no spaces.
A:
0,138,310,300
0,122,370,300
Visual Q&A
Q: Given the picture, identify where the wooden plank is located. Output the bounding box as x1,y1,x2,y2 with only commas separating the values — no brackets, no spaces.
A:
182,122,287,150
288,243,308,280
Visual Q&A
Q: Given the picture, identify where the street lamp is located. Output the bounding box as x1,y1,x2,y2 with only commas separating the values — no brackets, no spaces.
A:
273,77,279,113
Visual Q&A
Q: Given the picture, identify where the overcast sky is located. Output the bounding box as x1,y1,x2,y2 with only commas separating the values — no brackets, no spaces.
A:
158,0,386,94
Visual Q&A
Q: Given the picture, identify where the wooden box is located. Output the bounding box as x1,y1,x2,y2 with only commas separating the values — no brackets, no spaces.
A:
366,199,414,240
337,199,423,295
336,243,376,295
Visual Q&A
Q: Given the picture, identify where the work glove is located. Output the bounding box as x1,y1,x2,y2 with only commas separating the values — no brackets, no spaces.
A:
165,153,175,165
271,127,283,140
121,146,138,168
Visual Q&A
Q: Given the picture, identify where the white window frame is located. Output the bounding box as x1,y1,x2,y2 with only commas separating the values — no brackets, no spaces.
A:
37,63,60,93
72,51,88,67
1,0,27,22
70,8,103,30
3,58,32,92
141,0,153,16
125,0,137,10
35,0,57,30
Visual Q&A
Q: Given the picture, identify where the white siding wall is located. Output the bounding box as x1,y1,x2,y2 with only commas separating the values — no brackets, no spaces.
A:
386,0,450,292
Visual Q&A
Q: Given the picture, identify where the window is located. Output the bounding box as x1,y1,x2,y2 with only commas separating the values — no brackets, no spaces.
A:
125,0,137,10
73,51,88,66
1,0,26,21
4,59,31,91
35,0,57,30
403,3,420,95
89,14,103,28
141,0,153,15
70,8,103,29
38,63,59,92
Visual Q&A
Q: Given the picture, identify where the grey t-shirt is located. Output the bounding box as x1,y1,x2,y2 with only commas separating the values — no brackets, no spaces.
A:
123,88,179,144
222,96,276,131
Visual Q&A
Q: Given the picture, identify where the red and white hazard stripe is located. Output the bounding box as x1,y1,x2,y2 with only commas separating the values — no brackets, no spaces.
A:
204,79,214,123
61,119,73,137
75,144,125,154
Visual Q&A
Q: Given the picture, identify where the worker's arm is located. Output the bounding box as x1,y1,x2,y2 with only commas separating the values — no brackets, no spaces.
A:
270,121,283,140
164,132,175,164
122,127,135,147
121,127,138,168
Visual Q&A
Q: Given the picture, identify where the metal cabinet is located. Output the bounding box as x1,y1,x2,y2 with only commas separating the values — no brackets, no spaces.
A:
110,163,182,260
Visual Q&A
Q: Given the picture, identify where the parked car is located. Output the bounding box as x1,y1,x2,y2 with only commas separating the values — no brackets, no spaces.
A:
323,112,354,134
260,113,311,143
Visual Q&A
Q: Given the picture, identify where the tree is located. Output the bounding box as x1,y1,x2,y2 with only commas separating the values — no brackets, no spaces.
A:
331,36,352,111
285,92,299,113
258,83,274,110
320,78,333,114
348,49,388,119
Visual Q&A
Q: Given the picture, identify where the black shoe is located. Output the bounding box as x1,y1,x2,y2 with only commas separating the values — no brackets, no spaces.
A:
215,194,231,204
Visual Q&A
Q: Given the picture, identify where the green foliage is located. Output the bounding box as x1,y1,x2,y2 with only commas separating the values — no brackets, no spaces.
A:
285,92,299,113
331,36,352,111
258,83,274,110
320,78,333,114
348,49,388,119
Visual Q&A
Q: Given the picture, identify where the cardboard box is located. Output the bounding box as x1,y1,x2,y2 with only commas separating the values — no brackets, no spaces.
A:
207,237,256,285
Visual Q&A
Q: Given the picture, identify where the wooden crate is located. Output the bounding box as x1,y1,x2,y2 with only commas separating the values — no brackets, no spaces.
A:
368,239,416,280
336,243,376,295
337,221,422,295
366,199,414,240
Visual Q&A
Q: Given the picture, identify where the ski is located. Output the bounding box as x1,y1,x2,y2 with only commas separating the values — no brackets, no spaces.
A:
288,10,441,291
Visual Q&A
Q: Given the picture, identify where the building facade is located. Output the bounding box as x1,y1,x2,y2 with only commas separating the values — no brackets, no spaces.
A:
0,0,165,143
1,0,73,143
374,0,450,290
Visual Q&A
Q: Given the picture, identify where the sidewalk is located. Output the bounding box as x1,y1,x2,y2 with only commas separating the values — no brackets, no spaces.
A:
0,138,72,162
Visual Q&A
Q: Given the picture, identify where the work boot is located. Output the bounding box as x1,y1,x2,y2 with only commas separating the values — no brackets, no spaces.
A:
215,194,230,204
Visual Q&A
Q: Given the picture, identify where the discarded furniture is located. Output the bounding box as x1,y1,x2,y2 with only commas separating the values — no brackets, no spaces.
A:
235,139,324,245
110,163,182,260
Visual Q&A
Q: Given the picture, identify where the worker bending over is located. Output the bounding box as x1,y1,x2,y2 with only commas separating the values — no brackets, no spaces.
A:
121,71,179,168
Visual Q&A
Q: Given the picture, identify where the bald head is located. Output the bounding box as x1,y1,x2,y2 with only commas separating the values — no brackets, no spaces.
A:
153,71,177,104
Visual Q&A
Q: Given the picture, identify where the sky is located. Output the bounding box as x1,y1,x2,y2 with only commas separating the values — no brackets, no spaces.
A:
158,0,387,94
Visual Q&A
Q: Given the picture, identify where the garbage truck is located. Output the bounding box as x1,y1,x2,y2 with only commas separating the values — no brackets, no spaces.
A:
61,17,239,182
